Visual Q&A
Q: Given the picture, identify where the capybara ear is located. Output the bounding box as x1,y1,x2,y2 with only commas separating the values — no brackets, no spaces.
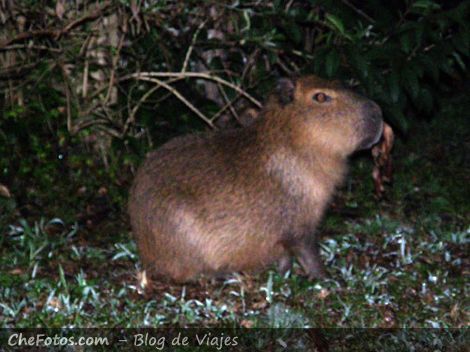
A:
331,79,344,88
276,77,296,105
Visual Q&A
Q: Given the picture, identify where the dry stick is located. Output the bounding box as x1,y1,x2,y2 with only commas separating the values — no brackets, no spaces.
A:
73,117,112,134
82,57,90,98
79,34,93,56
215,82,240,124
3,61,54,92
104,33,125,105
181,20,207,73
76,104,116,131
59,64,73,132
285,0,295,12
86,69,194,102
122,77,183,136
241,48,260,81
128,85,161,120
0,44,62,53
0,1,113,49
0,61,40,80
127,71,262,108
210,94,243,123
135,76,215,129
276,57,294,75
341,0,375,23
61,1,113,36
82,36,95,98
0,29,57,49
86,71,256,135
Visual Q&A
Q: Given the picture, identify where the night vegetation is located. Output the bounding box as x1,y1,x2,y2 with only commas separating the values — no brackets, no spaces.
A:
0,1,468,348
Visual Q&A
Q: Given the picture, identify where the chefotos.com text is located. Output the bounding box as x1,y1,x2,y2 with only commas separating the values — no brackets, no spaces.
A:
8,333,109,347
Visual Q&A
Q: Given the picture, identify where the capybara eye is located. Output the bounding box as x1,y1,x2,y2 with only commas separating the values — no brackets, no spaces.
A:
313,92,330,103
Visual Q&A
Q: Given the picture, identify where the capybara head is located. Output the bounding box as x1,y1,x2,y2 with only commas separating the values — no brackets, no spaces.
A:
269,76,384,157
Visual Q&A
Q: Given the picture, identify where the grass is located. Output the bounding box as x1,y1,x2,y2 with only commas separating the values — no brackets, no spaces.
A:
0,96,468,337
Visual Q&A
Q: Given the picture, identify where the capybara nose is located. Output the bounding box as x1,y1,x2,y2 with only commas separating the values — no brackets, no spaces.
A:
362,100,382,121
357,99,384,150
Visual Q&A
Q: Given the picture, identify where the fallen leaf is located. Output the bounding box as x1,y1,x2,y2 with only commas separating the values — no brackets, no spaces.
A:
0,184,11,198
317,288,330,300
48,297,62,310
55,0,65,19
450,303,460,322
240,319,254,328
137,270,148,294
9,268,24,275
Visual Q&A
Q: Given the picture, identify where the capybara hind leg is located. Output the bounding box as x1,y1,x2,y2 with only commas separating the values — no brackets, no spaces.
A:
286,239,326,280
296,243,326,279
166,263,201,283
145,261,196,283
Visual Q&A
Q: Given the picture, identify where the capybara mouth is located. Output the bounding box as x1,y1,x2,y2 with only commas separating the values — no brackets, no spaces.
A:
358,118,384,150
358,100,384,150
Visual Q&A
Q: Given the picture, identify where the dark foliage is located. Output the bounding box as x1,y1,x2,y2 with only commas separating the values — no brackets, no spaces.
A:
0,1,468,191
0,0,468,331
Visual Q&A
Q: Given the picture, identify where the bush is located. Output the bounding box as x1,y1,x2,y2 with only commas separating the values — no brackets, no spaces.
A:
0,0,468,186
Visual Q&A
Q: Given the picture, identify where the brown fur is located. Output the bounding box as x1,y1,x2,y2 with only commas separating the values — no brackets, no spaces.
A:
128,75,383,283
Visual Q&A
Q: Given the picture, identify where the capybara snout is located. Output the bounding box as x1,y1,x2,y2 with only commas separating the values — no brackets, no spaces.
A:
359,99,384,150
128,75,384,283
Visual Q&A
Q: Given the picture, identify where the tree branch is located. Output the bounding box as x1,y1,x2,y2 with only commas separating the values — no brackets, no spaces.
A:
0,1,113,49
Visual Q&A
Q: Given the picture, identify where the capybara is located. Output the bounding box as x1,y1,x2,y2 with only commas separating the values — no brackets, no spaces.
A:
128,75,384,283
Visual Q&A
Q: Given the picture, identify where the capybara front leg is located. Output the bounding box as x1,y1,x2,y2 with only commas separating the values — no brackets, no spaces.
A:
291,239,326,280
277,255,293,275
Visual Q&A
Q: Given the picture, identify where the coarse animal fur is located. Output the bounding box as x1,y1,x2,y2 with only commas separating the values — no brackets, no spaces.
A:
128,75,383,283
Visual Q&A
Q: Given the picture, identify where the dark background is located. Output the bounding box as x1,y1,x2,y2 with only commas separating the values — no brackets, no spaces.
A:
0,0,468,332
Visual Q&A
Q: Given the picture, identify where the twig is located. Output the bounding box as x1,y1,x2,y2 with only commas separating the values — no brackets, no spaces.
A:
181,20,207,73
0,29,57,49
241,48,260,81
81,35,95,98
135,76,216,129
59,64,73,132
72,117,111,133
122,77,183,135
104,32,125,104
341,0,375,23
61,1,113,36
82,57,90,98
285,0,295,12
125,71,262,108
211,93,243,123
0,1,113,49
215,82,240,124
0,44,62,53
0,61,41,80
276,57,295,75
